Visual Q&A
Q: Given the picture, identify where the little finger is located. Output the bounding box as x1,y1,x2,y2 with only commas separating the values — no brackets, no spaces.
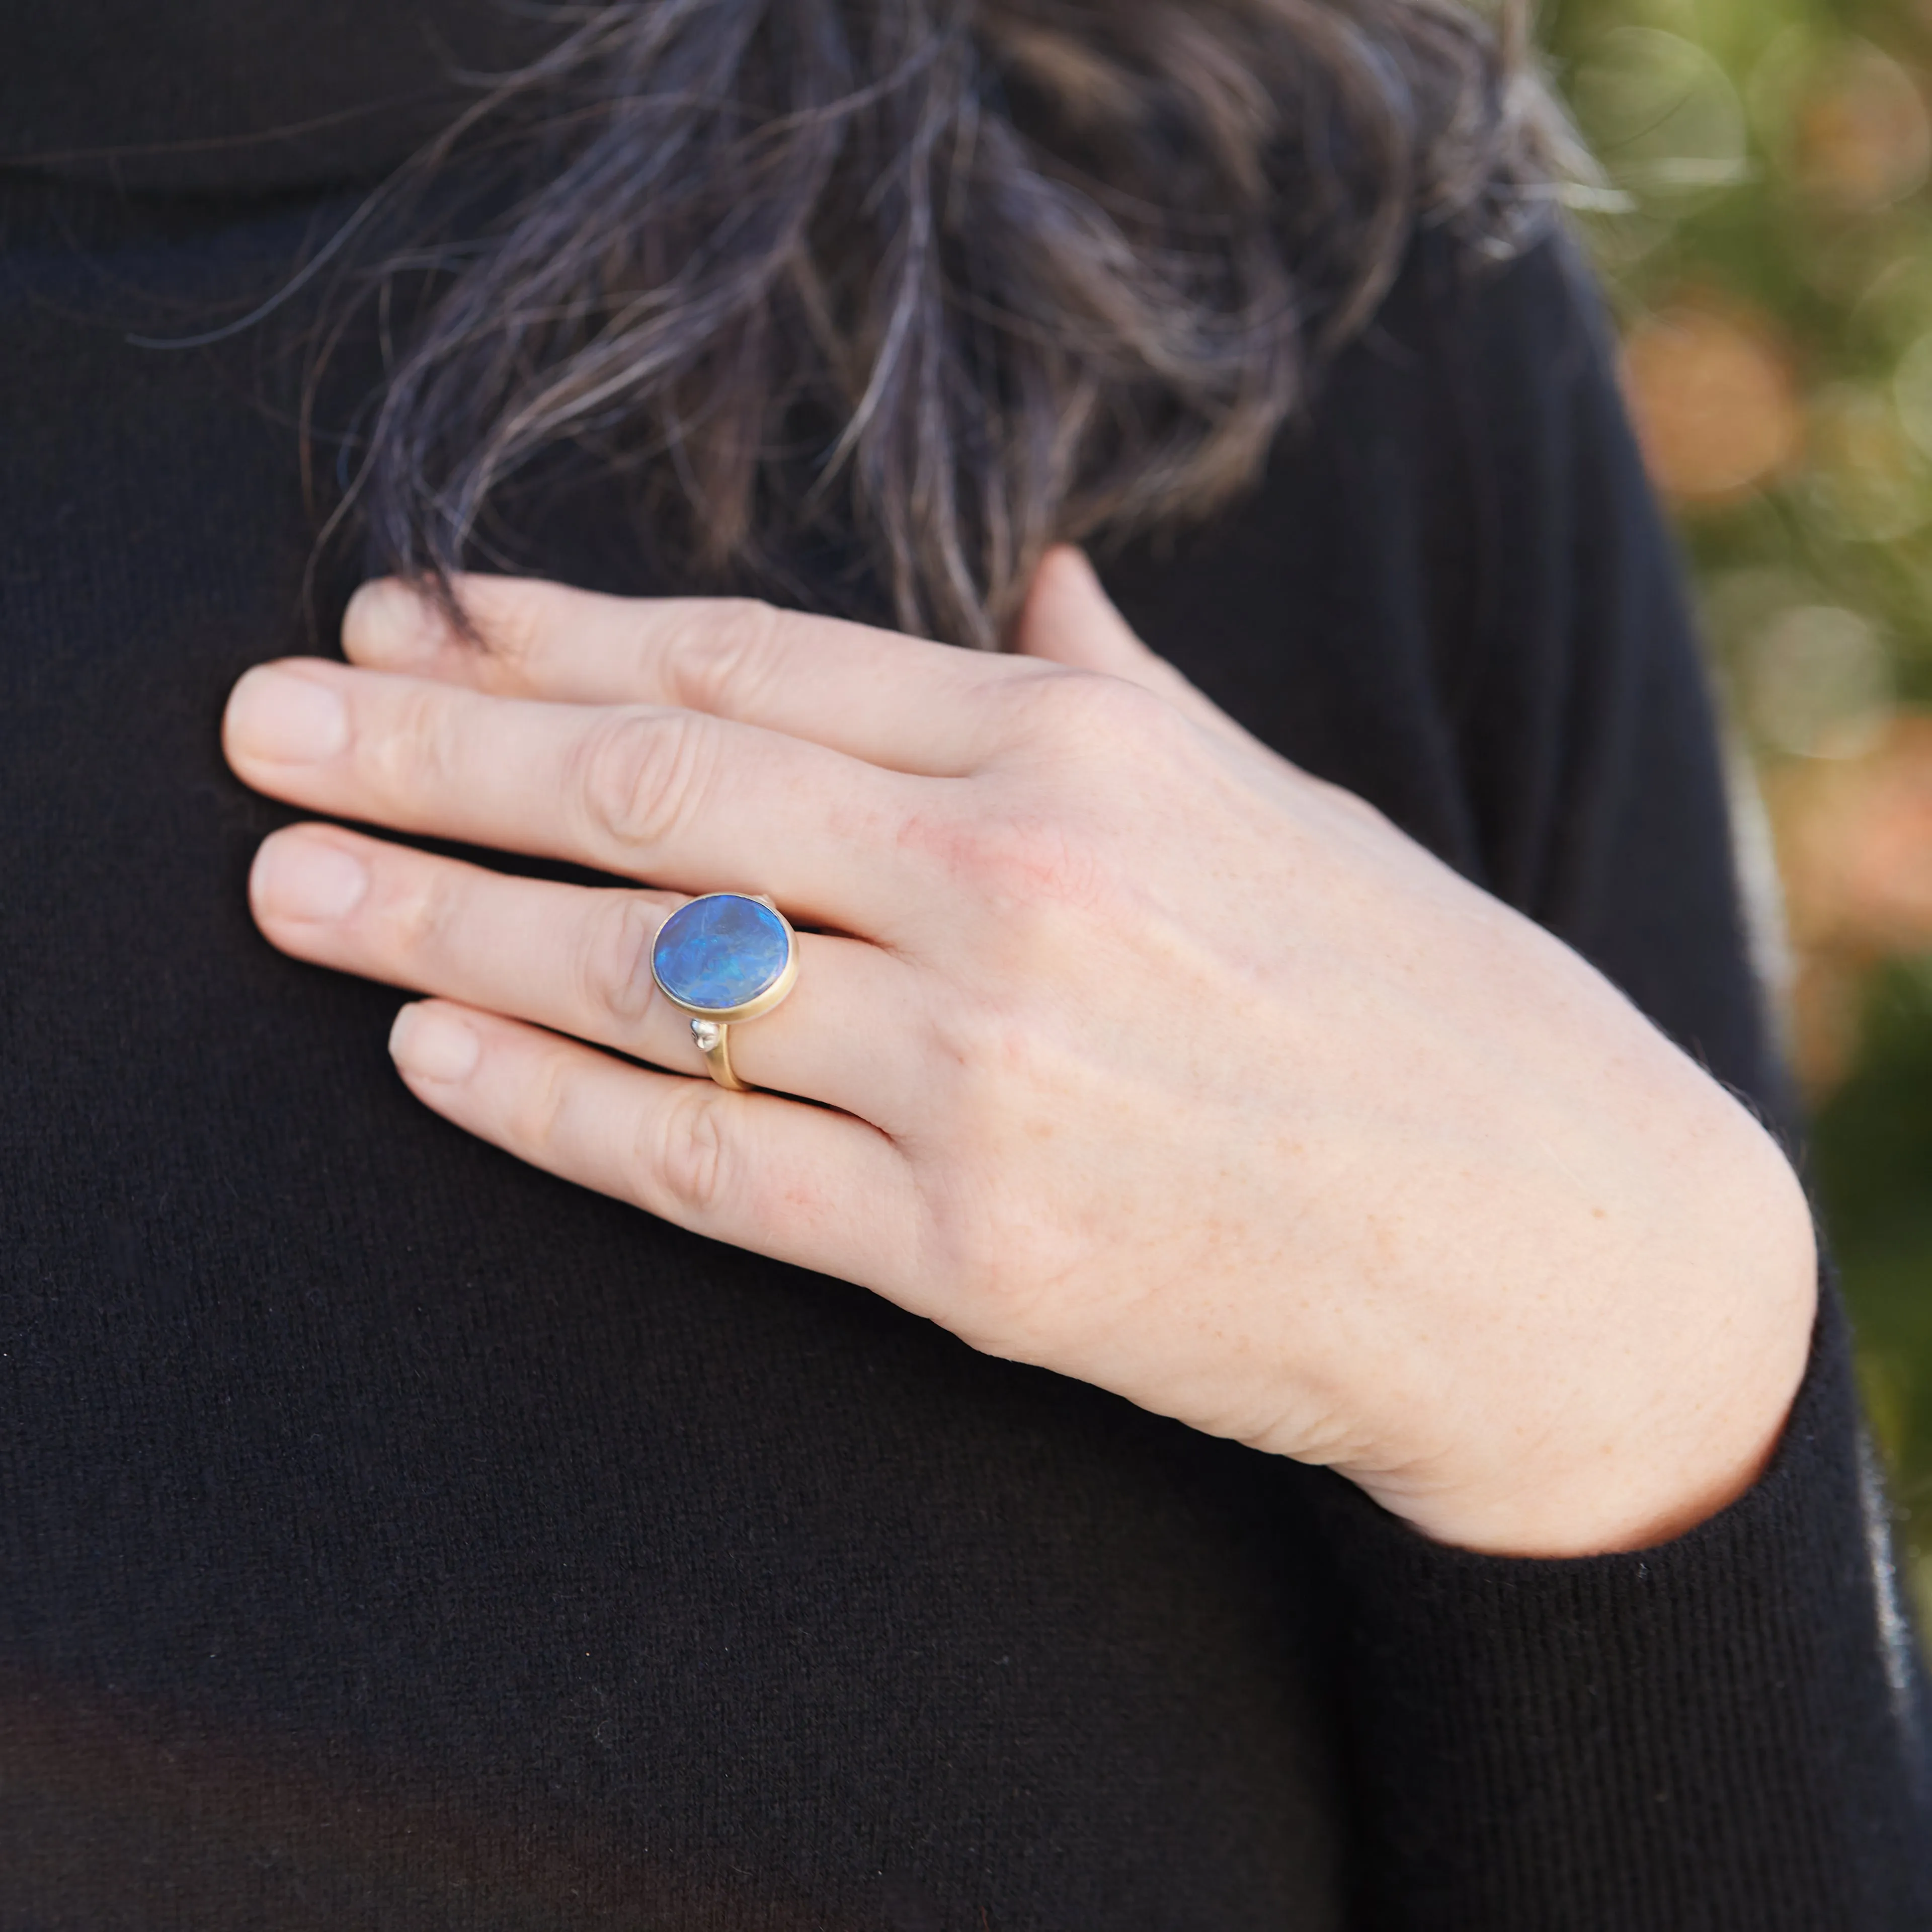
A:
387,999,920,1287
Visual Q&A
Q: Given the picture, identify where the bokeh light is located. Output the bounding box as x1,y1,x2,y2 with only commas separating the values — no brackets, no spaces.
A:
1622,300,1803,500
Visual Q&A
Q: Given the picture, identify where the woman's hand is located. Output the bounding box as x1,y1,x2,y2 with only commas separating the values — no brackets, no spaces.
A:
222,551,1818,1557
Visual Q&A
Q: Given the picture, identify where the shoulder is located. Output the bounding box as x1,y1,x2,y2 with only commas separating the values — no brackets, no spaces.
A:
1343,222,1614,411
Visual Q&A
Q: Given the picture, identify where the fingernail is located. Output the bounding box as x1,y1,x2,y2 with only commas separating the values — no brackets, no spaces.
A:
345,578,439,666
252,834,367,921
227,666,348,762
389,1004,480,1083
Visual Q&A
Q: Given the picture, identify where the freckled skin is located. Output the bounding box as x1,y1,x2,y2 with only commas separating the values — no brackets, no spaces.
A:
226,551,1818,1559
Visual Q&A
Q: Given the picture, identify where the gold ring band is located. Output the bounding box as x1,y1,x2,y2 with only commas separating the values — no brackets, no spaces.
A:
688,1016,746,1091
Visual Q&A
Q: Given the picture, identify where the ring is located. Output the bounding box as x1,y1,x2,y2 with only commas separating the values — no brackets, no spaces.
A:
649,892,800,1092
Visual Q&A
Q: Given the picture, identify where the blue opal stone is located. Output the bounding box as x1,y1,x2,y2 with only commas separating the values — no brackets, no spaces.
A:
652,895,791,1012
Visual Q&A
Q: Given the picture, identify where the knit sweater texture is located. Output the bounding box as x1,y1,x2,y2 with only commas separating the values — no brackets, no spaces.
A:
3,7,1930,1924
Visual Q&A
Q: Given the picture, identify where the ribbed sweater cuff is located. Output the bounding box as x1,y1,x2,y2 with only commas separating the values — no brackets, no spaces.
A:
1315,1280,1932,1929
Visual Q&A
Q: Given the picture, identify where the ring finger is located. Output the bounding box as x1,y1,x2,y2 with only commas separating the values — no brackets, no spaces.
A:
249,822,921,1126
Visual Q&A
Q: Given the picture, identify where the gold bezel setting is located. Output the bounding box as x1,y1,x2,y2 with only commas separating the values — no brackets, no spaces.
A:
649,893,798,1023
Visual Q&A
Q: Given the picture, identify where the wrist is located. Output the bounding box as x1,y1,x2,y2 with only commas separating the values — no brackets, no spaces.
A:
1353,1124,1820,1559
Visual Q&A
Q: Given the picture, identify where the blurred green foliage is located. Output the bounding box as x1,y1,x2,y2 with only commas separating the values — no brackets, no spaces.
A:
1546,0,1932,1619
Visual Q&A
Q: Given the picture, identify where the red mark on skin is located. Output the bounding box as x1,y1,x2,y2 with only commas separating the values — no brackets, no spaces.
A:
892,806,1109,914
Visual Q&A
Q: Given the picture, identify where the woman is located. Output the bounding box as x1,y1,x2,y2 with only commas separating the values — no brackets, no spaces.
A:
3,0,1927,1923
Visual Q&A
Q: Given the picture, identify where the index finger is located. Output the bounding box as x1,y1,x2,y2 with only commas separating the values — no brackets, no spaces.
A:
342,577,1052,776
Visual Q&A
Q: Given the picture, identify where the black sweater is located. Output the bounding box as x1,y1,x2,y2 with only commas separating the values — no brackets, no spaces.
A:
3,10,1929,1926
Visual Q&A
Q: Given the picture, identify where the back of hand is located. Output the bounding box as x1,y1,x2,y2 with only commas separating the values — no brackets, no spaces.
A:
222,549,1817,1558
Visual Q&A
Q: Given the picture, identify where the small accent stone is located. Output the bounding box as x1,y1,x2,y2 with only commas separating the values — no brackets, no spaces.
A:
653,895,790,1012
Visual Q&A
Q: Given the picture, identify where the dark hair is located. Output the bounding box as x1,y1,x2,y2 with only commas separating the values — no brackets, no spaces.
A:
334,0,1567,649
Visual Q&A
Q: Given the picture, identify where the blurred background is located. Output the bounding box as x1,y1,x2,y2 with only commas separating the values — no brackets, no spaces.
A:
1545,0,1932,1625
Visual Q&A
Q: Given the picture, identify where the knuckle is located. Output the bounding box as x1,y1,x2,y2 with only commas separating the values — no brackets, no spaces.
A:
1018,668,1177,761
921,1192,1059,1350
382,861,460,964
572,708,716,853
933,997,1057,1112
955,1243,1050,1330
927,998,1016,1101
664,596,788,714
1312,774,1390,833
581,894,661,1030
368,681,461,800
469,593,549,686
508,1049,575,1155
646,1082,735,1219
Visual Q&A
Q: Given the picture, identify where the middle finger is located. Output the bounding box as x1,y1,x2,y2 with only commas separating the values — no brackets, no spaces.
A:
224,659,933,936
